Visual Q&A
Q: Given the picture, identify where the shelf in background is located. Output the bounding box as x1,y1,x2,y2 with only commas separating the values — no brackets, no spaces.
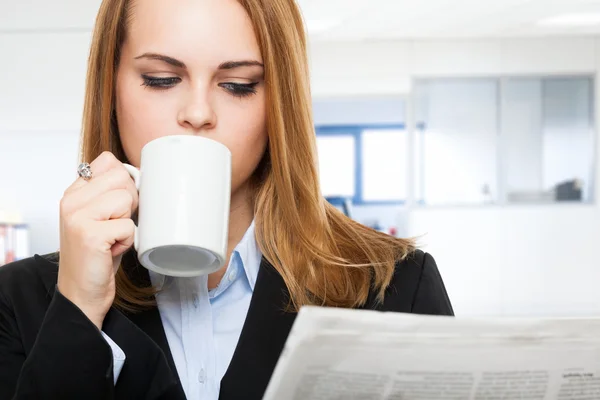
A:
0,223,29,267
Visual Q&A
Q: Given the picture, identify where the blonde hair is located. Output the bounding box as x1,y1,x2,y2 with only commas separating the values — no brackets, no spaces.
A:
82,0,415,312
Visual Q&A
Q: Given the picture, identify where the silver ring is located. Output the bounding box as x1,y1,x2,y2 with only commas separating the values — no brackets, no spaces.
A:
77,162,93,181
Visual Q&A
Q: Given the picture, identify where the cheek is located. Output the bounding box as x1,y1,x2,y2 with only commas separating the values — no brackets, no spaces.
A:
224,101,268,189
115,72,174,166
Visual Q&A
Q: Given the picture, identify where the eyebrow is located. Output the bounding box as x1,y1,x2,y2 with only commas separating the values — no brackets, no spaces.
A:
134,53,264,70
135,53,185,68
218,60,264,70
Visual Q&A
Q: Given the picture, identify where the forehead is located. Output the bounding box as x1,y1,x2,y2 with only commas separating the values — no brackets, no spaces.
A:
125,0,262,64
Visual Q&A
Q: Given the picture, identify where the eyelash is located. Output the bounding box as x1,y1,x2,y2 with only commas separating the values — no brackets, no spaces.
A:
140,75,258,98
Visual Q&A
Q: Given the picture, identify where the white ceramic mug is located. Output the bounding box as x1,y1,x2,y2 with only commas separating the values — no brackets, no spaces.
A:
122,135,231,277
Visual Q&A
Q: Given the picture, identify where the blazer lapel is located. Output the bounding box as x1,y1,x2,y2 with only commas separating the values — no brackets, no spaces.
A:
219,258,298,400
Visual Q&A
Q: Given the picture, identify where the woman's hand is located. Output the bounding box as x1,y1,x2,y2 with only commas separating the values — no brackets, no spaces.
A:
57,151,139,329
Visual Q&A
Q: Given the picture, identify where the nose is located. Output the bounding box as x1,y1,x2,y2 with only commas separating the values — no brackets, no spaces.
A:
177,86,217,132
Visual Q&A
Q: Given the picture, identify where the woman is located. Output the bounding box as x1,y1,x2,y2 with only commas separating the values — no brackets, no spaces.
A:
0,0,453,399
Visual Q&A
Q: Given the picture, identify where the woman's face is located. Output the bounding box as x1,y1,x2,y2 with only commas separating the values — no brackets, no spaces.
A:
115,0,267,201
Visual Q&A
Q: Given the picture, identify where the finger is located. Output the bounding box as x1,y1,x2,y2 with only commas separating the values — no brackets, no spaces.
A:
69,151,126,191
62,167,139,216
76,189,135,222
98,219,136,258
77,166,138,211
89,219,136,258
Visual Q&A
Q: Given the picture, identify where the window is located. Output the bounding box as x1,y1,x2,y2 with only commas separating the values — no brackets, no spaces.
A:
361,129,407,202
314,97,408,205
313,78,595,209
415,76,595,206
415,79,498,205
315,126,408,205
541,78,594,203
316,134,356,198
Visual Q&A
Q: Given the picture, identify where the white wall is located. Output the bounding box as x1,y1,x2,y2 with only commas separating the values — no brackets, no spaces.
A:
0,32,91,131
2,31,600,318
0,31,90,254
408,204,600,317
0,131,80,255
308,38,597,97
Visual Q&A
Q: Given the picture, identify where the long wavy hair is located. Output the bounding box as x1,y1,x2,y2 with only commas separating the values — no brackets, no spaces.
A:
81,0,415,312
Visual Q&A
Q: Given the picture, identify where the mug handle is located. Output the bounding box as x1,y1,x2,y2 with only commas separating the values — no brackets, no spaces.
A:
122,163,141,252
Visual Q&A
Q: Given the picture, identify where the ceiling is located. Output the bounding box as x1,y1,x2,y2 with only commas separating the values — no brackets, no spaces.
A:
299,0,600,40
2,0,600,40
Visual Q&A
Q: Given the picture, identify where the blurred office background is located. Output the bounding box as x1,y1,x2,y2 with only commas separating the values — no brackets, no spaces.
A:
1,0,599,318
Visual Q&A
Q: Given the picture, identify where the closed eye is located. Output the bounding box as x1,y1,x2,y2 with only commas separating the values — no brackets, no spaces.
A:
140,75,259,98
141,75,181,89
219,82,259,98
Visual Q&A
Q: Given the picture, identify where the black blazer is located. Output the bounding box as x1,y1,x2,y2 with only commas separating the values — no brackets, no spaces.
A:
0,250,453,400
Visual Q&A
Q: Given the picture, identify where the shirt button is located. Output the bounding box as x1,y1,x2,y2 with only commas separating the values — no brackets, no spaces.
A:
228,270,237,282
198,368,206,384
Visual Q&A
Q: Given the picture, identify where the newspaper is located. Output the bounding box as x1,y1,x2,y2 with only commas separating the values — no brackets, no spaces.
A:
263,306,600,400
